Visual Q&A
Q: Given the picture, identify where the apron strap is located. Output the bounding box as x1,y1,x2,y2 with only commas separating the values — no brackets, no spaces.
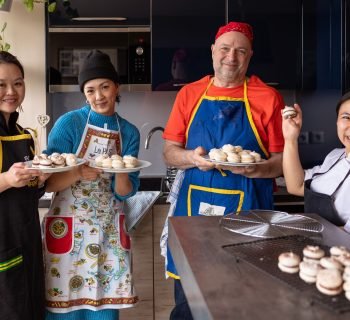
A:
330,168,350,197
311,152,344,178
311,152,349,197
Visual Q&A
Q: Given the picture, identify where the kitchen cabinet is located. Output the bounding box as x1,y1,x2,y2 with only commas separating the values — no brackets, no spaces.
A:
120,204,174,320
229,0,343,168
345,0,350,92
47,0,150,27
228,0,302,90
152,0,225,91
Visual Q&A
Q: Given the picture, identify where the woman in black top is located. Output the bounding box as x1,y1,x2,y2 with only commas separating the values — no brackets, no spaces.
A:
0,51,49,320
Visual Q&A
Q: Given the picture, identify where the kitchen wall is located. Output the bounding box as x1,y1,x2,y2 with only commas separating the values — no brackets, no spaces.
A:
0,2,46,149
1,2,342,175
48,91,178,177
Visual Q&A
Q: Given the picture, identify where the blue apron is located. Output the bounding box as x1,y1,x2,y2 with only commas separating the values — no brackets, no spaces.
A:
167,78,274,278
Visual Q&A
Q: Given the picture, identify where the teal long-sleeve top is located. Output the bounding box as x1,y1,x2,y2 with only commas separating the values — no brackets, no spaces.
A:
45,105,140,200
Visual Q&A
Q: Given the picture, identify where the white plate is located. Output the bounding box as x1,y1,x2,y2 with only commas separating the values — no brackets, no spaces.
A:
89,159,152,173
201,155,265,167
25,158,86,173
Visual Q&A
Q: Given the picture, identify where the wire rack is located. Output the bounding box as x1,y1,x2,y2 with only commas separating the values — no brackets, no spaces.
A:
220,210,324,238
222,235,350,313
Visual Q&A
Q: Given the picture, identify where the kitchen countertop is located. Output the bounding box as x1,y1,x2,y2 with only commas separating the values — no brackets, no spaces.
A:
168,214,350,320
38,177,302,208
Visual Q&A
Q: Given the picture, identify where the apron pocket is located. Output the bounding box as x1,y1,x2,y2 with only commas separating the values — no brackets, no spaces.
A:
119,213,131,250
0,247,26,318
45,216,74,254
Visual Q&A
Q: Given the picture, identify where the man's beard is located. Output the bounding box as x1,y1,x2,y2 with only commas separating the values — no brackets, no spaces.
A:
216,64,242,82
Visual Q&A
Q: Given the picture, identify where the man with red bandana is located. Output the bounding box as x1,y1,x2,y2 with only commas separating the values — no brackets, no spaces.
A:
161,21,285,319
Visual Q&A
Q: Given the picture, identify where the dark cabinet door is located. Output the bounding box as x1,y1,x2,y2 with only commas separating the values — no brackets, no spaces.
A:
48,0,150,26
301,0,342,91
228,0,302,90
152,0,225,91
343,0,350,93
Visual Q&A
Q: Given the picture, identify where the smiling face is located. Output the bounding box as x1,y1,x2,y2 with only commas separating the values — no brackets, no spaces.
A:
0,63,25,122
211,31,253,87
84,78,119,116
337,100,350,154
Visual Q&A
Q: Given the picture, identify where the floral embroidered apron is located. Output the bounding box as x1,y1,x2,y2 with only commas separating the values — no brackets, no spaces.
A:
44,112,137,313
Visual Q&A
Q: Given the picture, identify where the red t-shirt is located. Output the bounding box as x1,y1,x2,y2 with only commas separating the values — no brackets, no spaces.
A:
163,75,285,153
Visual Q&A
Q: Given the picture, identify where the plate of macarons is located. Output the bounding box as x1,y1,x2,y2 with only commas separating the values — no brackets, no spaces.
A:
201,144,265,167
26,153,86,173
89,154,152,173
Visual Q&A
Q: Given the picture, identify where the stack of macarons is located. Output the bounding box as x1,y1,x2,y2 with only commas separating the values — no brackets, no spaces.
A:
278,244,350,300
94,154,138,169
316,269,343,296
278,252,301,274
302,245,325,263
298,245,325,284
208,144,262,164
32,153,77,168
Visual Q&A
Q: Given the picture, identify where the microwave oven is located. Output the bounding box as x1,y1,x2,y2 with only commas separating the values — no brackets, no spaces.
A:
47,27,151,92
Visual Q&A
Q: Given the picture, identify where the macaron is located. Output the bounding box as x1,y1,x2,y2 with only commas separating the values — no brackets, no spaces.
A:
123,155,138,168
250,151,261,162
278,252,301,274
282,105,297,119
112,159,125,169
221,144,236,154
111,154,123,161
234,145,243,153
65,154,77,166
299,260,322,284
226,152,241,163
102,158,113,168
39,157,53,168
303,245,325,261
50,155,65,167
319,256,343,271
208,148,227,162
32,155,41,168
330,245,350,258
95,154,107,167
240,153,255,164
343,266,350,282
336,253,350,267
316,269,343,296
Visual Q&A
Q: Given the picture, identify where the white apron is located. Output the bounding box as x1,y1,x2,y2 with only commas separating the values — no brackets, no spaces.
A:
44,112,138,313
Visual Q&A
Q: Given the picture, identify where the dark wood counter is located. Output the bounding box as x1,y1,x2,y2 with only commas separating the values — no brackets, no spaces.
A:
168,214,350,320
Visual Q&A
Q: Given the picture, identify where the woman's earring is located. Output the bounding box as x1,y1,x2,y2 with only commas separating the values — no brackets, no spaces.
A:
86,100,90,105
17,105,23,112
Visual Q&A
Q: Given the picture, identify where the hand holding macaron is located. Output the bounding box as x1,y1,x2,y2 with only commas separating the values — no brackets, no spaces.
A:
281,103,303,142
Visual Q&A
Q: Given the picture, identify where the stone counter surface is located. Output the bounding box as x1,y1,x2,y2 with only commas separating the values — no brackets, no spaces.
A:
168,214,350,320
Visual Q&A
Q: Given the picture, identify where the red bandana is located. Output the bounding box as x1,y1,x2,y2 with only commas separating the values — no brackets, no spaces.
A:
215,22,253,43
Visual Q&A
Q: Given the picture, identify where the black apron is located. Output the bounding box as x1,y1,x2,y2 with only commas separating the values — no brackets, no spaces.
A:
304,153,349,226
0,112,45,320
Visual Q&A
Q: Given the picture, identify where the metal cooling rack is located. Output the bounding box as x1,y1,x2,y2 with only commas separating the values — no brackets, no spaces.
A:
220,210,324,238
222,235,350,313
